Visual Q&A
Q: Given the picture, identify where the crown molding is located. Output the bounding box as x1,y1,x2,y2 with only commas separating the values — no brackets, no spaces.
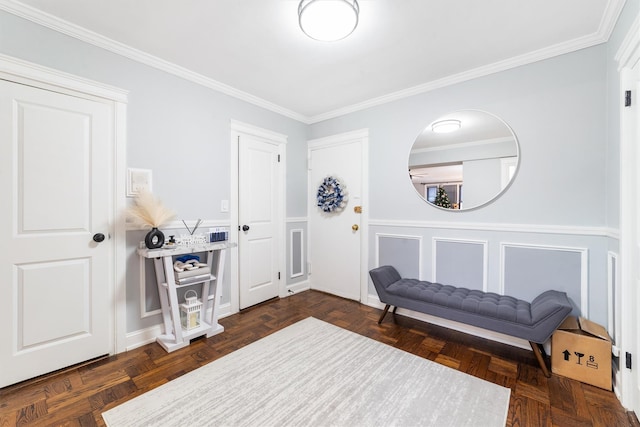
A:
309,30,624,124
615,10,640,69
0,0,627,125
0,0,309,124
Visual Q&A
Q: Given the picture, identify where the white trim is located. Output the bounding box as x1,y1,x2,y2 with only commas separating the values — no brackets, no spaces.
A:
0,53,129,356
608,251,620,340
229,120,288,144
290,228,304,278
138,255,161,319
432,238,488,291
230,120,288,309
365,294,531,351
286,280,311,295
0,52,128,102
0,0,626,124
615,13,640,71
374,233,423,279
113,101,128,354
369,218,619,239
286,217,308,223
307,128,370,149
307,128,370,303
499,242,589,314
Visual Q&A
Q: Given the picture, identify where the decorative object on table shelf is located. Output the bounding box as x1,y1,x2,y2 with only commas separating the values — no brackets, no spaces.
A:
145,228,165,249
316,176,348,213
175,233,208,246
182,219,202,235
126,189,175,249
209,228,228,242
163,235,177,249
180,290,202,330
174,259,212,285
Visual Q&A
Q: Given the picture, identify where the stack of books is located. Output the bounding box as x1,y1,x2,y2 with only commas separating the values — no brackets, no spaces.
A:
175,266,213,286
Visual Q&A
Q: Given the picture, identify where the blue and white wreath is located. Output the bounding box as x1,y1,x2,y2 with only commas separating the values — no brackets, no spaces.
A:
317,176,348,213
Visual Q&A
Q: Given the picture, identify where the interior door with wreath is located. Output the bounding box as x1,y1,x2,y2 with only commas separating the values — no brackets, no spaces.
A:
308,134,364,301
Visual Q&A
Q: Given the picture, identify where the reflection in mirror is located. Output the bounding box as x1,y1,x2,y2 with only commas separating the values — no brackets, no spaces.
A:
408,110,519,210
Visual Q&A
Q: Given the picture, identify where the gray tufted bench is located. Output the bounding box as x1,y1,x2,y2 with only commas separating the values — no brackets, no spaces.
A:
369,265,573,377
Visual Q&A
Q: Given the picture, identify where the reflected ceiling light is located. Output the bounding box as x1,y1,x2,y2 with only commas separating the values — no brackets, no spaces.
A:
432,119,461,134
299,0,359,42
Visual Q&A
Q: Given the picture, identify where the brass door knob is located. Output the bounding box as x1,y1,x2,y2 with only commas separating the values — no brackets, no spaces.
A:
352,224,359,231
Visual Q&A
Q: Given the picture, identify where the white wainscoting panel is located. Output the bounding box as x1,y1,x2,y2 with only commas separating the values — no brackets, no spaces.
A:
290,228,304,278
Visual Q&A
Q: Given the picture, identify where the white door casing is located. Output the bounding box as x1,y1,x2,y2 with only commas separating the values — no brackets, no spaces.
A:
0,74,125,387
230,121,286,311
307,129,369,302
618,13,640,413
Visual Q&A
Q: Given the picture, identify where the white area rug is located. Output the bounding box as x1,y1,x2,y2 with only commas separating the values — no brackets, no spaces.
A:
103,317,510,426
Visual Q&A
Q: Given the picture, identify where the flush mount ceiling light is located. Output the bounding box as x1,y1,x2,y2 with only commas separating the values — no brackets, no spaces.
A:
431,119,461,134
299,0,359,42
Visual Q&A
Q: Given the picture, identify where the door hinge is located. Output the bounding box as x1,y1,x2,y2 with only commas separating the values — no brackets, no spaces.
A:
626,351,632,370
625,90,631,107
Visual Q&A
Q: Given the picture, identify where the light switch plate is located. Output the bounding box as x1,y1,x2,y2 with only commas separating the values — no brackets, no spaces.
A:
127,168,152,197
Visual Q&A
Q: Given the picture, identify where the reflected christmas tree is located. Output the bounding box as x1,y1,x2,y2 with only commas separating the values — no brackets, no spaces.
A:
434,186,452,209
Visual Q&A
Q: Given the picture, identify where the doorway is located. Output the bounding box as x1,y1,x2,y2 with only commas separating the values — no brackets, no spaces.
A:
307,129,369,301
230,121,286,311
0,60,127,387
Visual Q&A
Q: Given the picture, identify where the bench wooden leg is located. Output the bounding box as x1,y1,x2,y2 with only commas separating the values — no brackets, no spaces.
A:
378,304,391,324
529,341,551,378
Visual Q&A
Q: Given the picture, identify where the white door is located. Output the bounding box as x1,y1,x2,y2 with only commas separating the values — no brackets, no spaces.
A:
238,133,283,309
308,130,367,301
0,80,112,387
621,58,640,413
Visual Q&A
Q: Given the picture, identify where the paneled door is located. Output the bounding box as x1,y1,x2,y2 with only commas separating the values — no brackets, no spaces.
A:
0,80,113,387
308,130,368,301
237,131,284,309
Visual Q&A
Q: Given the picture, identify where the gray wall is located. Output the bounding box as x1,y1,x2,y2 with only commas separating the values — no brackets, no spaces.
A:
310,0,638,327
0,10,310,333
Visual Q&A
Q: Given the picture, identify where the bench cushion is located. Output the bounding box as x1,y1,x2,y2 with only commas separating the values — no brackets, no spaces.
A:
387,279,533,324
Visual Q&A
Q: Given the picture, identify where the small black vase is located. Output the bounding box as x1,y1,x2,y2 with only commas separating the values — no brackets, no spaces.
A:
145,227,165,249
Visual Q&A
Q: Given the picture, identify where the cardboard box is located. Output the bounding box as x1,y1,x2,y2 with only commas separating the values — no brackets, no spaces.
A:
551,316,612,390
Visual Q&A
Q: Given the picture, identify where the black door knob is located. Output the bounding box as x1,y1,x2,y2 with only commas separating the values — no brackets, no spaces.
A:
93,233,106,243
242,225,250,232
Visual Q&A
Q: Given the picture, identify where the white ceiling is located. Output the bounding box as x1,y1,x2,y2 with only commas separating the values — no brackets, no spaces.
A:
2,0,625,123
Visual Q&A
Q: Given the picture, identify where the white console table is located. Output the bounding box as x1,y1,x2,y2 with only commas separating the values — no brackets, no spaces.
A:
138,242,236,352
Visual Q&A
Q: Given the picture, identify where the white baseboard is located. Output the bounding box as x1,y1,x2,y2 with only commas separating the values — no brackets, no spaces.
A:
286,280,310,295
365,294,534,351
125,302,233,351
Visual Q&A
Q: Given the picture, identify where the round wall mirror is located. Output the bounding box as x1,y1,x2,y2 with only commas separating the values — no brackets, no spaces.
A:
408,110,519,210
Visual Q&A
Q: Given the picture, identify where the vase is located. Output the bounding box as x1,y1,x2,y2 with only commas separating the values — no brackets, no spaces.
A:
145,227,165,249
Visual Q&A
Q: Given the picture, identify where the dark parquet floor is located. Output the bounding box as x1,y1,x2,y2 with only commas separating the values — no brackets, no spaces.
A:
0,290,636,426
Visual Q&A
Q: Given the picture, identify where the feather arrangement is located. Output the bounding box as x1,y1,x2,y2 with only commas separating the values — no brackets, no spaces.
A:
126,190,175,229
